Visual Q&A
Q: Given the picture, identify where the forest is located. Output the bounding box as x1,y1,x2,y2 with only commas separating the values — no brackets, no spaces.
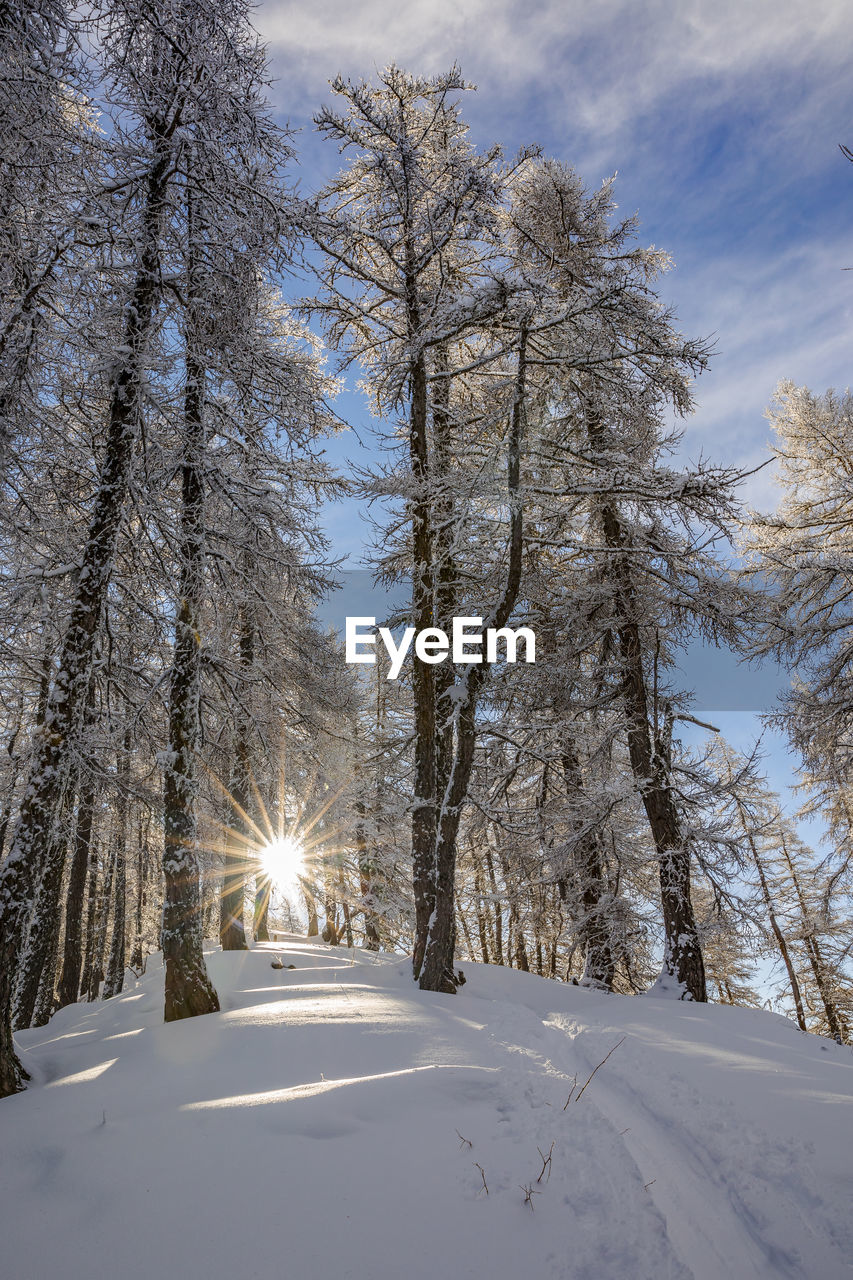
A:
1,0,851,1103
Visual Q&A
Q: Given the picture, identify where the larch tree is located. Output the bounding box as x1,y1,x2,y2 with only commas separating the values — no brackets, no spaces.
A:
745,381,853,907
0,0,185,1093
485,159,755,999
0,0,91,466
0,0,331,1093
141,0,341,1013
306,66,514,991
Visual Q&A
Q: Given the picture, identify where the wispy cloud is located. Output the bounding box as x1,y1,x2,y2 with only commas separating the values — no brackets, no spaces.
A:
258,0,852,145
667,234,853,508
257,0,853,535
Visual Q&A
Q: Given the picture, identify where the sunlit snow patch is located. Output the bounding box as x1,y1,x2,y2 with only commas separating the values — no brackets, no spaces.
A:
44,1058,118,1088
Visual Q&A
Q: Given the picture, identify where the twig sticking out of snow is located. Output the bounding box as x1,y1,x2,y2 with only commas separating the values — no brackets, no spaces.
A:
564,1037,626,1108
536,1142,554,1184
520,1183,541,1210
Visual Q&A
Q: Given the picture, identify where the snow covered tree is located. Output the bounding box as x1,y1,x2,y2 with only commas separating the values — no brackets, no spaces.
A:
309,77,728,997
142,0,342,1014
307,66,515,991
487,158,757,1000
160,156,221,1019
0,0,92,468
0,0,342,1093
744,381,853,899
0,0,209,1087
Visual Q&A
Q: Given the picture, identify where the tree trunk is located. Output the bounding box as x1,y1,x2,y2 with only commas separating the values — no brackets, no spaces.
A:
419,332,527,993
303,880,319,937
220,595,254,950
80,833,100,1000
161,173,219,1023
355,800,381,951
253,874,271,942
129,814,149,972
87,846,114,1002
409,341,437,979
590,403,705,1001
57,781,96,1009
779,834,846,1041
0,143,173,1095
741,819,806,1031
103,741,130,1000
341,893,354,949
103,841,126,999
220,813,249,949
456,888,476,963
16,675,98,1027
12,820,68,1029
0,693,23,861
483,845,503,965
322,875,340,945
559,744,615,990
473,858,490,964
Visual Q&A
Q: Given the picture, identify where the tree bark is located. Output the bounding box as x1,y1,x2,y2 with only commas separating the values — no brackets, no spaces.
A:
103,739,130,1000
253,874,271,942
220,807,249,949
419,331,527,992
128,814,149,972
0,142,173,1095
559,743,615,990
0,693,23,861
12,817,68,1029
741,819,806,1031
483,844,503,965
161,173,219,1023
87,846,113,1002
103,837,126,1000
79,837,99,1000
355,798,381,950
57,781,96,1008
589,406,705,1002
409,340,437,978
220,584,254,949
472,857,490,963
779,833,846,1041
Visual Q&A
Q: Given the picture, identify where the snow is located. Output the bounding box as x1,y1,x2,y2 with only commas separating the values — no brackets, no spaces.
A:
2,939,852,1280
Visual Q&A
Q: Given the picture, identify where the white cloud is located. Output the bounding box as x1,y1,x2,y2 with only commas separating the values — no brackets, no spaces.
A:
666,234,853,507
257,0,852,145
254,0,853,531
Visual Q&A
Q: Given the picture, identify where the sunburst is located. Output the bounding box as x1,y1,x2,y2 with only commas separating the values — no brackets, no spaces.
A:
201,743,352,938
259,833,306,895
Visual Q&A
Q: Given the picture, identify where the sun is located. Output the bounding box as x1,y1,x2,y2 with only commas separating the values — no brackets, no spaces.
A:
259,834,306,893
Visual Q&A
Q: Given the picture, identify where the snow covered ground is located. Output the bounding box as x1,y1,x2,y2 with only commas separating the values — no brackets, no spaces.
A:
2,939,852,1280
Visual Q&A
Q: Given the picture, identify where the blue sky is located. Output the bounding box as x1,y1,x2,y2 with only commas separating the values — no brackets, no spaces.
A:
258,0,853,525
256,0,852,827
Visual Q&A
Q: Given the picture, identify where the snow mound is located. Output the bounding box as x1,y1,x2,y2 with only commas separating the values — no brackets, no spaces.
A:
2,939,852,1280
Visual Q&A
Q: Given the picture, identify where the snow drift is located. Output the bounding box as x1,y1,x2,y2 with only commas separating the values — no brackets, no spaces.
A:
2,939,851,1279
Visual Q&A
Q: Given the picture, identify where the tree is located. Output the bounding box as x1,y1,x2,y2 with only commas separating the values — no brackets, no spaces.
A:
0,0,91,467
0,0,183,1092
307,66,516,990
309,76,730,997
745,382,853,889
0,0,341,1094
489,158,754,999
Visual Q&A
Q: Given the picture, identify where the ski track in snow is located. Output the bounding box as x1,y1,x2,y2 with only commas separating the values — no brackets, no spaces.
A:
1,939,852,1280
540,1012,852,1280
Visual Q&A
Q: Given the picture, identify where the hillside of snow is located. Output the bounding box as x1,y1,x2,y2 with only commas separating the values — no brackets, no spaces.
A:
2,939,852,1280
